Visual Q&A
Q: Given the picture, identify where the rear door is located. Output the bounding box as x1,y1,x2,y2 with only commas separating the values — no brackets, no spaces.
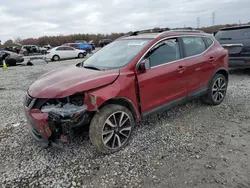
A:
136,37,189,114
180,36,210,93
64,47,77,58
55,47,66,58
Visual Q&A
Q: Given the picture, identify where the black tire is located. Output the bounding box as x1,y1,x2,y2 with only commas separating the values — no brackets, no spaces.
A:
6,59,17,66
52,55,60,61
202,73,228,105
41,50,47,55
23,51,29,56
89,104,135,154
78,53,84,58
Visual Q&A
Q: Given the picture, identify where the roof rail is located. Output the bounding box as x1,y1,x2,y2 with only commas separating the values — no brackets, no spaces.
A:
172,27,195,30
170,29,205,33
116,27,171,40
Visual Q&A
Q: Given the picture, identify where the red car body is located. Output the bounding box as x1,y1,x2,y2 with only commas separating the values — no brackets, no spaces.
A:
24,30,228,151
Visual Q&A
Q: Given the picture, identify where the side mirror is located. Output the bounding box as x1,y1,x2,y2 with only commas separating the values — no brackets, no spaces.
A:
139,59,150,71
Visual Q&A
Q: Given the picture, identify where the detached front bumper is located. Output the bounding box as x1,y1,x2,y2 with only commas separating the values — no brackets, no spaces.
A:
24,109,51,148
229,56,250,67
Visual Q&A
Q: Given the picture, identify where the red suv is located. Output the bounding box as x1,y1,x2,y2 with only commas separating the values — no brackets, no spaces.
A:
24,29,228,153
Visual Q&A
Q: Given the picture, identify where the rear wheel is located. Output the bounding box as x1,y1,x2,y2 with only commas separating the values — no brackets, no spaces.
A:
89,104,135,154
78,53,84,58
41,50,47,55
203,73,227,105
23,51,29,56
52,55,60,61
6,59,17,66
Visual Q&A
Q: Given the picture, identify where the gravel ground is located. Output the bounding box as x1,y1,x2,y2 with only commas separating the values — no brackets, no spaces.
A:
0,59,250,188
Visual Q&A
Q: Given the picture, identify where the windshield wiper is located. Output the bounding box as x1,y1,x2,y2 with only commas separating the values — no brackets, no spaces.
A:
83,65,102,71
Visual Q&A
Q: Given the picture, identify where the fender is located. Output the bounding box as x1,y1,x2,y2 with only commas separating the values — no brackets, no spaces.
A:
210,67,229,83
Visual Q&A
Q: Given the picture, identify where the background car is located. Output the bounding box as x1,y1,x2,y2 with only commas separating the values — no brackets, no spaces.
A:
19,45,47,56
45,46,86,61
0,50,24,66
43,44,52,50
215,25,250,68
98,39,113,47
3,46,20,54
88,40,95,50
64,42,92,53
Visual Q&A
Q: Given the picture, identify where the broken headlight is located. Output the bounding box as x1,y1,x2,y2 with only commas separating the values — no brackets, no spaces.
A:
41,93,87,118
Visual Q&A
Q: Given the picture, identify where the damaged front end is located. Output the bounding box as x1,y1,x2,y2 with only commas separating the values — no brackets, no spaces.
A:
24,92,92,148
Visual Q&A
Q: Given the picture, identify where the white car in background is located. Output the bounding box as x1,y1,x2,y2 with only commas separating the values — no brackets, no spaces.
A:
46,46,86,61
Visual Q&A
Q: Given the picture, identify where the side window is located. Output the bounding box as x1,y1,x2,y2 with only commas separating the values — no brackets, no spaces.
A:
64,47,74,51
182,37,206,57
56,47,65,51
203,37,213,48
146,38,181,67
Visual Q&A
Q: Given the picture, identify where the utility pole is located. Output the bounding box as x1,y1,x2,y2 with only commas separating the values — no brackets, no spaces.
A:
239,20,241,26
212,11,215,26
197,17,200,29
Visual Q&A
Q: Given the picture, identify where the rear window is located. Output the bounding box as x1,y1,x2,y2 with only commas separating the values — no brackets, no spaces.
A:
215,28,250,40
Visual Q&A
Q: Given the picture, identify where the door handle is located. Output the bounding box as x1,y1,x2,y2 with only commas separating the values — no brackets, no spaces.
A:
208,57,215,62
177,66,185,71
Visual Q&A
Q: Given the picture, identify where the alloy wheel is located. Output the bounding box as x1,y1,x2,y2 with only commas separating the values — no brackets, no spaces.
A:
212,77,226,102
102,111,132,149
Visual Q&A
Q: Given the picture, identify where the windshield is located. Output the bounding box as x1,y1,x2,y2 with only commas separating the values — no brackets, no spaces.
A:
83,39,150,70
215,28,250,40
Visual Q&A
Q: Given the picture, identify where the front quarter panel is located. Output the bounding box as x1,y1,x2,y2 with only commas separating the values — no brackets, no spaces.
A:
85,71,141,120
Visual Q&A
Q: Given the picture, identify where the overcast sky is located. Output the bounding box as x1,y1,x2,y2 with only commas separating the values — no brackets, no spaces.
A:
0,0,250,42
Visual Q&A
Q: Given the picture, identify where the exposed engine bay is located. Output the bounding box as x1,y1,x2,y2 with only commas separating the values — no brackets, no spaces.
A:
37,93,91,144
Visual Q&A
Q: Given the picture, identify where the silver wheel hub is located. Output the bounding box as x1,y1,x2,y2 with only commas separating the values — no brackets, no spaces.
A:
212,77,226,102
102,111,132,149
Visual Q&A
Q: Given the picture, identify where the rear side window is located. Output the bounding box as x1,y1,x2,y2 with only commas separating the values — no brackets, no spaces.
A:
146,38,181,67
56,47,65,51
182,37,206,57
203,37,213,48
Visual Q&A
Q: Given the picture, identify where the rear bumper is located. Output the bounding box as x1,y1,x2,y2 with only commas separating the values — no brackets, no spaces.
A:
228,56,250,67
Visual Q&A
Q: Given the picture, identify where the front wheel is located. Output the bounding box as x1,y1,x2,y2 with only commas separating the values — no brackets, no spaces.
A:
52,55,60,61
89,104,135,154
202,73,228,105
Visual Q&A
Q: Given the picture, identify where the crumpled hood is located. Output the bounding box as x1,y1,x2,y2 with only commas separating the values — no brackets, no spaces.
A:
28,65,119,98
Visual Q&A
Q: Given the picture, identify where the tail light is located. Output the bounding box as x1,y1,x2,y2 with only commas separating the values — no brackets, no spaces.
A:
47,51,50,54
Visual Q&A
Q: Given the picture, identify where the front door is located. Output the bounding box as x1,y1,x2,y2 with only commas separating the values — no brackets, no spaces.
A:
136,38,189,114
